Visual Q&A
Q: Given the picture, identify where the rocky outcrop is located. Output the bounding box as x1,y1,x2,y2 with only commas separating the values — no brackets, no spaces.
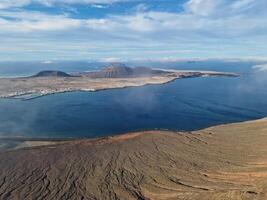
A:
32,70,72,78
81,65,169,78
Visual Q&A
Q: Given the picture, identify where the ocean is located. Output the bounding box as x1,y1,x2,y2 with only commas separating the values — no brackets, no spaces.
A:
0,60,266,138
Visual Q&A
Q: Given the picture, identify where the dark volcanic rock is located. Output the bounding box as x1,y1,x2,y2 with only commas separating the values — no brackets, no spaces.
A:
100,66,134,78
32,70,72,78
81,64,168,78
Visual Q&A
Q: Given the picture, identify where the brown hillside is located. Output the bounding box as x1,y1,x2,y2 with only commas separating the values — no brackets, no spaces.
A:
0,119,267,200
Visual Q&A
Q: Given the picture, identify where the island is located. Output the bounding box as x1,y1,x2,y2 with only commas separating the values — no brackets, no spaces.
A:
0,64,238,99
0,118,266,200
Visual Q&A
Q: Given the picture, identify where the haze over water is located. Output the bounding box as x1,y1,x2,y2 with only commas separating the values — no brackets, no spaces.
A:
0,60,267,138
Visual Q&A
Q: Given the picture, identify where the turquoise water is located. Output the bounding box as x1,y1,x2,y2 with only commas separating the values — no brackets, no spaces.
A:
0,61,267,138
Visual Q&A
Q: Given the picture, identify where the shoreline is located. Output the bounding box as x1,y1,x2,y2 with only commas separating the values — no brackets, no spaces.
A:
1,76,177,100
0,116,265,151
0,69,238,100
1,116,267,199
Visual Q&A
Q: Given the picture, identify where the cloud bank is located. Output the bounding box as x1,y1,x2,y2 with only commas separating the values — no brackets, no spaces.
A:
0,0,266,60
0,0,134,9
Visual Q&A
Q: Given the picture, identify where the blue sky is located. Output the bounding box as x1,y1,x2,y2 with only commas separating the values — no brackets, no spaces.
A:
0,0,266,61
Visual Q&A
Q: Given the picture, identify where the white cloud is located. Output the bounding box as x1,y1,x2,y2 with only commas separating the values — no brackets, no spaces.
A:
134,3,149,13
0,0,266,60
231,0,255,11
42,60,54,64
0,0,30,9
0,10,81,32
0,0,133,9
184,0,223,16
91,4,107,9
0,0,266,36
252,63,267,72
100,57,123,62
184,0,267,17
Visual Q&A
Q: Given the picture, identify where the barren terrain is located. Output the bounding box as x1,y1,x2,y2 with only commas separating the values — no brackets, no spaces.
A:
0,118,267,199
0,68,237,98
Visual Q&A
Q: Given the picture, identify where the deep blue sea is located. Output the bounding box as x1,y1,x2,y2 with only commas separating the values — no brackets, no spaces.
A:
0,60,267,138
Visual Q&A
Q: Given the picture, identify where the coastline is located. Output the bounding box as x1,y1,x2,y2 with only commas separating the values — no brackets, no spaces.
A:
0,69,238,100
1,117,267,199
0,116,265,151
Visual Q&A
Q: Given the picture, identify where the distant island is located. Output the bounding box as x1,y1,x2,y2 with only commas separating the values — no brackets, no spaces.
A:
0,118,266,199
0,64,238,99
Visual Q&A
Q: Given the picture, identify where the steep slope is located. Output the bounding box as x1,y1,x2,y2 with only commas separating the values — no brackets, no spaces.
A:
0,119,267,200
32,70,72,78
81,66,169,78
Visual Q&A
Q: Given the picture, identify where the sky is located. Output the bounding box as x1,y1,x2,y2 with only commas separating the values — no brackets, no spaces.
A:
0,0,266,61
